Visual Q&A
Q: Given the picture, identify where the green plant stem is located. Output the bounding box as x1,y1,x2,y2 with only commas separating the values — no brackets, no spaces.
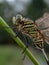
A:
0,17,40,65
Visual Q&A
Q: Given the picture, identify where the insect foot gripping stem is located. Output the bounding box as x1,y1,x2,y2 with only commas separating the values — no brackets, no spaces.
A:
22,44,28,60
22,35,29,60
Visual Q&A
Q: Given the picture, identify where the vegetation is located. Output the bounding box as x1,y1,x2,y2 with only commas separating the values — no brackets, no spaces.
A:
0,46,23,65
0,17,40,65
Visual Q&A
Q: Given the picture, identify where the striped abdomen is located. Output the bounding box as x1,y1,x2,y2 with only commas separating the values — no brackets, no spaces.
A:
21,20,44,49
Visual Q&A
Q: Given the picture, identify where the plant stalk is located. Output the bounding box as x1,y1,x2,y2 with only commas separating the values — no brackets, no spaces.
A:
0,17,40,65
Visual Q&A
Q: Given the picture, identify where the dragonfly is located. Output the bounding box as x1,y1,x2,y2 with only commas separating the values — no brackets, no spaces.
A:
12,13,49,65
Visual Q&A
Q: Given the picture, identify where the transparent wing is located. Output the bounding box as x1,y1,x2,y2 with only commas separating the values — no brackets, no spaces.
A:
35,13,49,44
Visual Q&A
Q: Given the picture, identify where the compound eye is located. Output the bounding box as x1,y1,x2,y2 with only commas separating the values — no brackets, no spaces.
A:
16,14,22,20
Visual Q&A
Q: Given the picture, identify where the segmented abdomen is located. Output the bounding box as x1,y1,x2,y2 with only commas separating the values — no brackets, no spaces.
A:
21,20,44,49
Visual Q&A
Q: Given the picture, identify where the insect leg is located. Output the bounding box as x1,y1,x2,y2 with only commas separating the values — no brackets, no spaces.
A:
22,35,29,60
22,35,28,53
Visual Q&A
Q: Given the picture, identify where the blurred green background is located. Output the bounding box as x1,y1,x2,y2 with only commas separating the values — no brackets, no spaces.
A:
0,0,49,65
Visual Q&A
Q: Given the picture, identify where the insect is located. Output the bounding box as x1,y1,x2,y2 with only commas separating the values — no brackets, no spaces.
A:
12,14,49,64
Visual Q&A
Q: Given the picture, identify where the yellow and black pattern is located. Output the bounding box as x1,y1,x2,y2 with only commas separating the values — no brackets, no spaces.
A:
13,16,44,49
12,15,49,64
18,19,44,49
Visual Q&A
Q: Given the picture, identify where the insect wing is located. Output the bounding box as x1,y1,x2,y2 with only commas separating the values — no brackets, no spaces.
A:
36,13,49,44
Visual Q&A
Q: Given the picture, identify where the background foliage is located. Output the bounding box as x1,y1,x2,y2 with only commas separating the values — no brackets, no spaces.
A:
0,0,49,48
